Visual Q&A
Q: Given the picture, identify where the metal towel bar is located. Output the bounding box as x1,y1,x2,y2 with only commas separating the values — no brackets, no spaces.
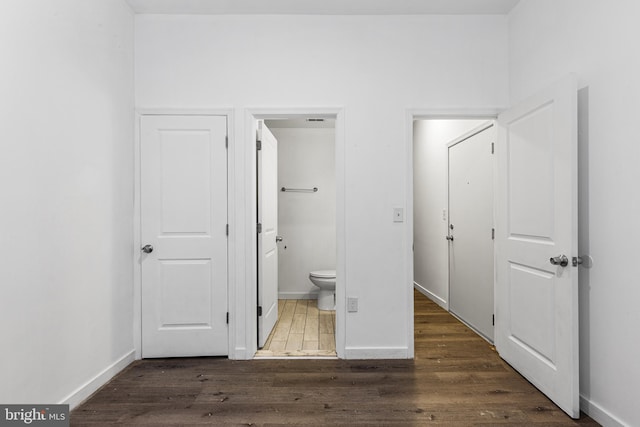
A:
281,187,318,193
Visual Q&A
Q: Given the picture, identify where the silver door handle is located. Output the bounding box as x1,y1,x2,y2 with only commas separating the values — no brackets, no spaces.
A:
276,236,283,242
549,255,568,267
445,235,454,241
141,244,153,254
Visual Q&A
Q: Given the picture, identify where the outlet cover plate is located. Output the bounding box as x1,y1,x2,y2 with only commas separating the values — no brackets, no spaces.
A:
347,297,358,312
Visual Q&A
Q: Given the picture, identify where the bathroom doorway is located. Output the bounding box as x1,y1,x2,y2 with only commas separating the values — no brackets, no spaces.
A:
255,117,338,358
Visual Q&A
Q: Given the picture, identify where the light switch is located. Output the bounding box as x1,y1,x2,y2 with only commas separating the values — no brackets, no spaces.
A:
347,297,358,312
393,207,404,223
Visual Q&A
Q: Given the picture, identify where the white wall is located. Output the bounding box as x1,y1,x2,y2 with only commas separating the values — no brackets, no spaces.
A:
135,14,508,358
509,2,640,426
413,119,486,307
0,0,135,407
269,126,336,300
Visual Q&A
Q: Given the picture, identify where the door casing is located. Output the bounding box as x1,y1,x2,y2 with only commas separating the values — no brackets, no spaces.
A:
407,109,503,358
134,108,235,359
246,108,347,359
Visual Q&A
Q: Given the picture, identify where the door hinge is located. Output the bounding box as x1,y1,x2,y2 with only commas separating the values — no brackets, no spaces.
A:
257,306,263,317
491,142,495,154
492,314,495,326
491,228,495,240
256,139,262,151
225,135,228,149
226,224,229,236
226,312,229,324
257,223,262,234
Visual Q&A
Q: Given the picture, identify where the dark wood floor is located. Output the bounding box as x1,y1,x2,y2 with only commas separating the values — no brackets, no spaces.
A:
71,290,599,426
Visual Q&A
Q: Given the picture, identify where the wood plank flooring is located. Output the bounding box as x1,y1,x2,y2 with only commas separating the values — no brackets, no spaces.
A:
256,299,336,357
71,290,599,426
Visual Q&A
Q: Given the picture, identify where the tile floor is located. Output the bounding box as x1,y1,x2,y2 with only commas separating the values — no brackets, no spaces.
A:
255,299,336,357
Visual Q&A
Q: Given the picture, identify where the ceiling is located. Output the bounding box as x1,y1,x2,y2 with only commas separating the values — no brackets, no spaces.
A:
126,0,521,15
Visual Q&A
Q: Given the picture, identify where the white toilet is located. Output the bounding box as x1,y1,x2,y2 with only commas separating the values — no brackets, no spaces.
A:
309,270,336,311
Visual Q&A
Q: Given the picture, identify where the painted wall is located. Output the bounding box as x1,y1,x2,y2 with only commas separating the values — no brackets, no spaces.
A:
269,126,336,300
413,119,486,308
135,14,508,358
0,0,135,407
509,1,640,426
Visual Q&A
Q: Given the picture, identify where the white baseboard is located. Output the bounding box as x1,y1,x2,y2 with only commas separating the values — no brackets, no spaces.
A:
61,350,135,410
278,291,318,300
580,395,628,427
413,282,447,310
344,347,410,359
231,346,254,360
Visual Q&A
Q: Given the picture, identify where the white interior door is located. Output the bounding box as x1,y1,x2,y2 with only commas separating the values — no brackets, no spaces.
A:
495,76,579,417
448,123,495,342
257,120,278,348
140,115,228,358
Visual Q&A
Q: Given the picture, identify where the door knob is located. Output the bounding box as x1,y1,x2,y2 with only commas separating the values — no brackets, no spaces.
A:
549,255,568,267
141,244,153,254
446,235,454,241
276,236,283,242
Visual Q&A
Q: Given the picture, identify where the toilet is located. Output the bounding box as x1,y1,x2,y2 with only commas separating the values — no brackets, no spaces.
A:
309,270,336,311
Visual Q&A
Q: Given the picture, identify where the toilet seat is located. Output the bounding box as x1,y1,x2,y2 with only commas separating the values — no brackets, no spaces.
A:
309,270,336,279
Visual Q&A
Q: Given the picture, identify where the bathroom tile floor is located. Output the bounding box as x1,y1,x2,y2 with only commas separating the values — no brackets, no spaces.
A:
255,299,337,357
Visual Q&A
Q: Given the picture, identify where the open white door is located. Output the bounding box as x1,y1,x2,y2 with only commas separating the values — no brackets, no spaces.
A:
257,121,279,348
140,115,228,358
495,76,579,417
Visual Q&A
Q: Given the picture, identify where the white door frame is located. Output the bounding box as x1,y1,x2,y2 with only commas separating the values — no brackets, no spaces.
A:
133,108,235,360
244,107,346,359
406,108,503,359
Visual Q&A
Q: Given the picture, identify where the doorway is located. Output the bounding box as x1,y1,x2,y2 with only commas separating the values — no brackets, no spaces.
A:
410,76,580,418
255,116,338,358
412,118,495,342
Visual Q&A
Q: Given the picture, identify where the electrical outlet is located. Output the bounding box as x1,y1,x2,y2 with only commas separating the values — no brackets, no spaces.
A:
347,297,358,313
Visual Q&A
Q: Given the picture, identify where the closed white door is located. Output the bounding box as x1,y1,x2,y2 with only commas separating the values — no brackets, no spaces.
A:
495,76,579,417
140,115,228,358
448,123,495,342
257,121,278,348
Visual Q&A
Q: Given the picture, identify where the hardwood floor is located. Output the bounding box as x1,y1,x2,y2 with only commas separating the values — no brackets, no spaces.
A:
255,299,336,357
71,290,599,426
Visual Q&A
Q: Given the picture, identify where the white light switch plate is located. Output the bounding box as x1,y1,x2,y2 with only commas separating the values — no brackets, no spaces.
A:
393,207,404,223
